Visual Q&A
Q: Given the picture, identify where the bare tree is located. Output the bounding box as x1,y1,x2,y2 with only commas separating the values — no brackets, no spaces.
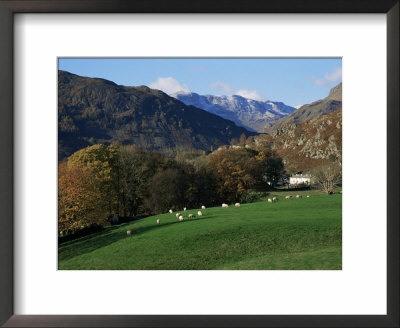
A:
312,164,342,194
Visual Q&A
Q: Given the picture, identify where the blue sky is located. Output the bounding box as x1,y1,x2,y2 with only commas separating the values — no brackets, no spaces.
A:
58,58,341,107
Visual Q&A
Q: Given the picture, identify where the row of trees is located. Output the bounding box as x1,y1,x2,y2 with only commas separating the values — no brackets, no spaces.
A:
58,144,285,234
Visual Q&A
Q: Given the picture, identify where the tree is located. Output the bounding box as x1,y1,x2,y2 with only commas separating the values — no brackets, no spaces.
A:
117,145,164,216
208,148,267,202
239,133,247,145
67,143,120,215
147,167,190,213
312,163,342,194
58,163,108,234
190,166,219,207
255,150,285,188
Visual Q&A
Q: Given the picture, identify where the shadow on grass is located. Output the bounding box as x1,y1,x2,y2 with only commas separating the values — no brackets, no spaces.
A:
58,215,218,262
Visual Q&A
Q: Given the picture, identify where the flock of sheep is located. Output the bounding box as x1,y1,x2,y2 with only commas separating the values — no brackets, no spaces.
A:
126,194,311,236
286,194,310,199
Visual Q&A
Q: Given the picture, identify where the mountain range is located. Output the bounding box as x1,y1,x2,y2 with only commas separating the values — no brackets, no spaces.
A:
242,83,342,171
262,83,342,133
58,70,342,170
58,71,255,160
172,92,296,132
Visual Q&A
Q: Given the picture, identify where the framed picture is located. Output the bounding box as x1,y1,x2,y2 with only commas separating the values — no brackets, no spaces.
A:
0,0,398,327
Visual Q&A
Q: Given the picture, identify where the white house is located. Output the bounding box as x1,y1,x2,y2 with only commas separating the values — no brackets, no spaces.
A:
289,173,311,185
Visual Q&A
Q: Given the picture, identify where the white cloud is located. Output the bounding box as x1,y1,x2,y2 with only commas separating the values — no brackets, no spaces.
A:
149,77,190,95
210,81,234,93
235,89,265,101
311,76,327,87
211,81,265,101
311,67,342,87
324,67,342,82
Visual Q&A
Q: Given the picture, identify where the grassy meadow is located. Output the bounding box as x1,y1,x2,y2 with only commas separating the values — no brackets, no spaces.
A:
58,191,342,270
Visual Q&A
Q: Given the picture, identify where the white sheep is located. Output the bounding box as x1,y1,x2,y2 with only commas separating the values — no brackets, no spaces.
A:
222,203,229,208
169,209,173,213
183,207,187,211
272,197,277,201
268,198,272,203
179,215,184,221
201,205,206,210
235,203,240,207
296,194,302,198
176,213,181,218
285,195,292,199
188,213,195,218
306,195,310,198
156,219,160,225
197,211,203,216
126,230,132,236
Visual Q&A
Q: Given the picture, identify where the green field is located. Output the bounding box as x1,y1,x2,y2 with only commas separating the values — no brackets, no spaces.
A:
58,192,342,270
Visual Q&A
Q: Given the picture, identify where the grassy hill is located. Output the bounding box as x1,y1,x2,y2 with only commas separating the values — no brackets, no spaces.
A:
58,192,342,270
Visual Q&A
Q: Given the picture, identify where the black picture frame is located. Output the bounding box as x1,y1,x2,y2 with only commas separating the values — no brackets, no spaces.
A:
0,1,398,327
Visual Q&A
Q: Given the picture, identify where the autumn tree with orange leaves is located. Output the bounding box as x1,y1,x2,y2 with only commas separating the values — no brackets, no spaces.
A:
58,162,108,234
208,148,268,203
58,143,121,234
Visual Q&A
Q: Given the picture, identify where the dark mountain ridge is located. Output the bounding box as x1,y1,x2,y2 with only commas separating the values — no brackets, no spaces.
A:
58,71,255,159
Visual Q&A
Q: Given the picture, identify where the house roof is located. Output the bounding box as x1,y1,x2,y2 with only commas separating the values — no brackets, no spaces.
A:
290,174,312,178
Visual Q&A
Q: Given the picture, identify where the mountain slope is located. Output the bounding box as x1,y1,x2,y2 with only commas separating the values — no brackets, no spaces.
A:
262,83,342,133
58,71,255,159
172,92,296,132
248,109,342,172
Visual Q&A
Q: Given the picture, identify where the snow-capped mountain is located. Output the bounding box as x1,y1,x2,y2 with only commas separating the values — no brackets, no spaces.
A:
171,92,296,132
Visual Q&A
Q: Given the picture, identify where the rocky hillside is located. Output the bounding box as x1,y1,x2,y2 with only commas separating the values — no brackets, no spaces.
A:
262,83,342,133
249,109,342,172
172,92,296,132
58,71,255,160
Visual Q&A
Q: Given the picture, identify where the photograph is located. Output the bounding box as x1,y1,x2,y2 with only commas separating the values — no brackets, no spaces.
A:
1,0,397,325
57,58,342,270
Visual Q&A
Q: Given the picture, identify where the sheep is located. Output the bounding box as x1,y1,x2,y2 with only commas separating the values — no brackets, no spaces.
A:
235,203,241,207
188,213,195,218
272,197,277,201
285,195,292,199
176,213,181,218
306,195,310,198
201,205,206,210
179,215,184,221
183,207,187,211
296,194,302,198
268,198,272,203
156,219,160,225
197,211,203,216
169,209,173,213
126,230,132,236
222,203,229,208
